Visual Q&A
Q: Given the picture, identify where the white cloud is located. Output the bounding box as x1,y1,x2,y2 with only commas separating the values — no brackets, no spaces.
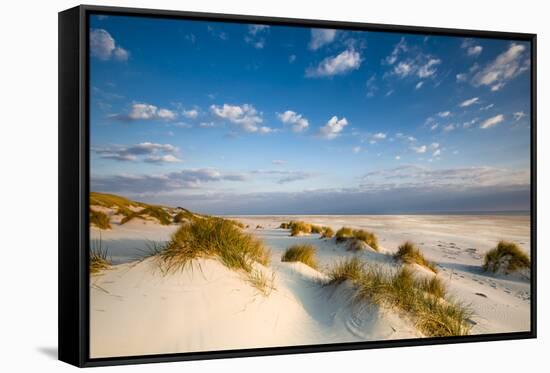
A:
272,160,287,165
112,103,177,121
431,143,440,149
472,43,529,91
182,109,199,119
417,58,441,78
443,124,455,132
319,116,348,139
210,103,266,133
433,149,441,157
289,54,296,63
352,146,362,154
459,97,479,107
258,126,274,134
480,103,494,111
415,81,424,90
456,73,467,82
245,25,269,49
309,29,337,50
395,155,401,160
438,111,451,118
480,114,504,129
277,110,309,132
90,29,129,61
467,45,483,56
93,142,181,163
373,132,387,140
144,154,183,164
513,111,526,121
306,49,362,78
413,145,427,153
385,37,407,65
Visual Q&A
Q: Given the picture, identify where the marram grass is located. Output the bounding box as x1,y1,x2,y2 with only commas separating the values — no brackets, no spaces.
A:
394,241,437,273
281,244,318,269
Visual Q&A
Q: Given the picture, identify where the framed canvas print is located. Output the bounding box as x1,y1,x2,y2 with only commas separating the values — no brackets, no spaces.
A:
58,4,537,367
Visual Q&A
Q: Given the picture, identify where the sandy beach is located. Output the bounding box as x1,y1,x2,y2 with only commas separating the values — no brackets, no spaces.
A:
90,213,530,358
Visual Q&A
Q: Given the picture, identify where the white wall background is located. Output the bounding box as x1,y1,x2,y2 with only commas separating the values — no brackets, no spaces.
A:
0,0,546,371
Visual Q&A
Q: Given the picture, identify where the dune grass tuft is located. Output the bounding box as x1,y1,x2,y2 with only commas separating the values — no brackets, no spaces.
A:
247,269,276,296
279,222,290,229
289,221,312,236
351,229,379,251
281,244,318,269
335,227,354,243
121,206,173,226
90,239,111,274
394,241,437,273
159,217,270,274
327,258,471,337
90,209,111,230
310,225,323,234
483,241,530,274
321,226,335,239
173,210,197,224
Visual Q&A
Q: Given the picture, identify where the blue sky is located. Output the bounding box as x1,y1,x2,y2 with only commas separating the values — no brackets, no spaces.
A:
89,15,531,214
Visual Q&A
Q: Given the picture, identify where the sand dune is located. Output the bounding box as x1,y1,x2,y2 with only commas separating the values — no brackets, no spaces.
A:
90,214,530,358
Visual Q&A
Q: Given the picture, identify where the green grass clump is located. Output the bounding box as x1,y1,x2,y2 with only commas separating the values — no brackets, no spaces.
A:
159,217,270,273
483,241,530,274
90,239,111,274
290,221,312,236
311,225,323,234
321,226,335,239
121,206,172,226
335,227,354,243
281,244,318,269
90,192,146,210
173,210,196,224
327,258,471,337
90,209,111,229
394,241,437,273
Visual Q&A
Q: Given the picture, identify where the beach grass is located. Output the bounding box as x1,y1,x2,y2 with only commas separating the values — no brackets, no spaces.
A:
90,209,111,230
90,192,146,210
483,240,530,274
311,225,323,234
90,239,111,274
394,241,437,273
289,221,312,236
247,269,276,296
327,258,471,337
281,244,318,269
321,226,335,239
335,227,354,243
121,206,172,226
159,217,270,273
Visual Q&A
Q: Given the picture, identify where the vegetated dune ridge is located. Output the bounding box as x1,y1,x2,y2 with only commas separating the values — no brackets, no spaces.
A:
89,194,531,358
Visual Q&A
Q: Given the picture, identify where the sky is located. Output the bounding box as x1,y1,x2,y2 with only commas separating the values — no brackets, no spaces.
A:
89,14,532,214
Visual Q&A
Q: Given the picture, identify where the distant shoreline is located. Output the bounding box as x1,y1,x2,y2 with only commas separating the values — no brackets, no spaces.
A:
220,211,530,217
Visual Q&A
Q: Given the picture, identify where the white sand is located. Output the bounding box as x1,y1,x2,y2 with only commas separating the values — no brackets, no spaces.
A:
90,214,530,358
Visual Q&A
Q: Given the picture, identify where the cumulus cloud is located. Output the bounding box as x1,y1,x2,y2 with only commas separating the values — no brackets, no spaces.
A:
111,103,177,122
438,111,451,118
461,39,483,57
210,103,270,133
92,142,181,163
412,145,427,153
182,109,199,119
318,116,349,139
443,124,456,132
373,132,387,140
384,38,441,81
90,29,129,61
480,114,504,129
352,146,362,154
277,110,309,132
472,43,530,91
309,29,338,50
306,49,362,78
459,97,479,107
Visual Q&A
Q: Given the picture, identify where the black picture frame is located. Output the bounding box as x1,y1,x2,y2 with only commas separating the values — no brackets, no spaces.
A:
58,4,537,368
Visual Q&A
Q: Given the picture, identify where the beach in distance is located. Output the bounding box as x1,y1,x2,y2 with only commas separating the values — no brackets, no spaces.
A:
90,194,531,358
